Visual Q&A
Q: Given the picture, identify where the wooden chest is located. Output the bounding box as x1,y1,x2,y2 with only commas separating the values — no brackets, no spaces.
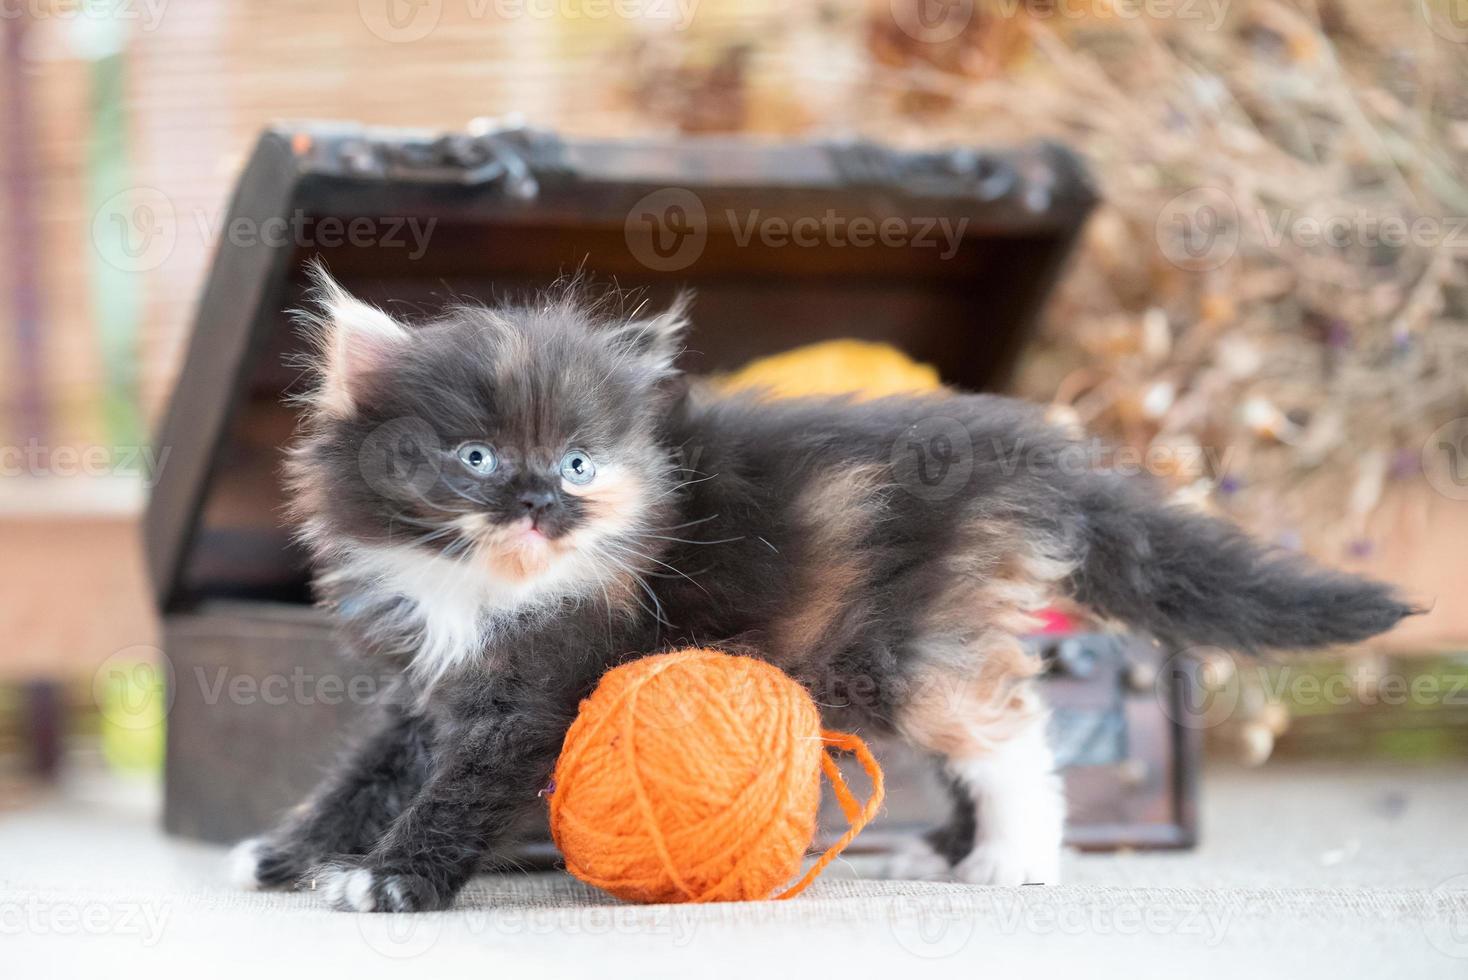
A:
145,122,1198,855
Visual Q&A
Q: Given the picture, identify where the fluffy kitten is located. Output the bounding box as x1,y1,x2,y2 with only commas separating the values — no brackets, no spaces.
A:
230,266,1416,911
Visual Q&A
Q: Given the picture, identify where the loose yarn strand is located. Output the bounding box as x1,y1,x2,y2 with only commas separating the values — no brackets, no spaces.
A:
773,729,886,901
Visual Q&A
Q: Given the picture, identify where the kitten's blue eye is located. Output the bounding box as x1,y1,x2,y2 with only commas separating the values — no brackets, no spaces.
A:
456,442,497,475
560,449,596,485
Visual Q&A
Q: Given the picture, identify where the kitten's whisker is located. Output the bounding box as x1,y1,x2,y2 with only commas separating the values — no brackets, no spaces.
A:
605,542,711,597
387,519,453,548
599,553,671,628
661,514,720,531
404,526,461,548
386,511,445,530
444,483,491,508
442,536,477,560
596,579,616,637
643,565,714,579
644,534,744,546
648,472,720,503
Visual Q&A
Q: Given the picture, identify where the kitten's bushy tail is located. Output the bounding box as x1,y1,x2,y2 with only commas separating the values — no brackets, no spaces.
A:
1063,474,1421,652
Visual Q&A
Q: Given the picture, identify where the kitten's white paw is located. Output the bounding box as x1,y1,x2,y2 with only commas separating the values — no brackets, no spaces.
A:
886,837,953,881
315,865,380,911
227,837,268,890
311,864,430,912
954,836,1061,886
946,718,1066,887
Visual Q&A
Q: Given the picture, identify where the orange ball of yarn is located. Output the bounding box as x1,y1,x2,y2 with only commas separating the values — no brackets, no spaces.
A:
547,648,883,904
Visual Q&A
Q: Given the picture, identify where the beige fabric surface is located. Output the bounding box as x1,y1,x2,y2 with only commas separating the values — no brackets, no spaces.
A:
3,761,1467,978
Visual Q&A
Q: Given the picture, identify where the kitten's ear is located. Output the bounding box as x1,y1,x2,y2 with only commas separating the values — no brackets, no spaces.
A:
609,291,692,375
300,260,410,417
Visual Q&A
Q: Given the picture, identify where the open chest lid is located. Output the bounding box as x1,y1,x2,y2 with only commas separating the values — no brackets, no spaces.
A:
144,121,1095,613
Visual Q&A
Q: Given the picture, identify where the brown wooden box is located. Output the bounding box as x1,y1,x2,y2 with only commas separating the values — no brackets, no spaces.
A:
145,121,1198,853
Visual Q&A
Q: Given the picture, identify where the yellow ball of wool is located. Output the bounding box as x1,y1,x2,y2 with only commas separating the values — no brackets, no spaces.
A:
547,648,883,904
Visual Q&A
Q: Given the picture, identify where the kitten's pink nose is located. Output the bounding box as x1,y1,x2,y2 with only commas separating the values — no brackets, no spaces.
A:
518,489,556,517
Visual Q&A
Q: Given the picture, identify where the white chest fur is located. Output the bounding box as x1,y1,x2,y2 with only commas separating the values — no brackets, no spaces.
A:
319,541,600,686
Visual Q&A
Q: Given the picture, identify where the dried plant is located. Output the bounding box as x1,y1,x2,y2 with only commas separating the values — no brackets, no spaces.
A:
622,0,1468,555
